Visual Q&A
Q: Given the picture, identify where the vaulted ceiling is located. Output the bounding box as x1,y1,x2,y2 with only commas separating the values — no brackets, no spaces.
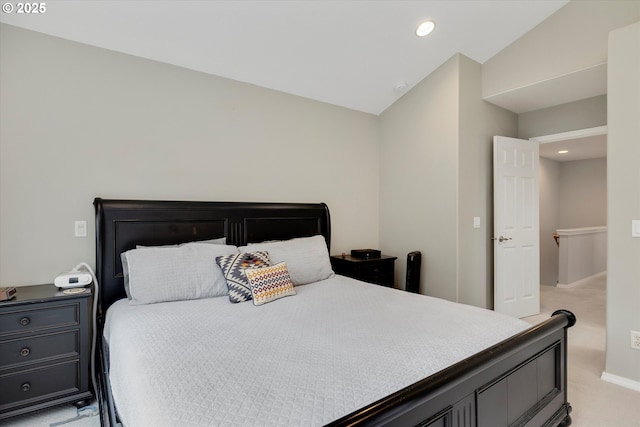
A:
0,0,569,115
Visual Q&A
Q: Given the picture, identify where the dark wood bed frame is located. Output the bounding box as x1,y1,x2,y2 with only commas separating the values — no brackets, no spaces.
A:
94,198,575,427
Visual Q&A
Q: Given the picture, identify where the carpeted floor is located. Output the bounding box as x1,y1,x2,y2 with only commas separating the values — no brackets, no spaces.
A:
524,273,640,426
4,273,638,426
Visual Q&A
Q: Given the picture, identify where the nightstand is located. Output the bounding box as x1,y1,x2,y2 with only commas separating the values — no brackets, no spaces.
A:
330,255,397,287
0,284,93,420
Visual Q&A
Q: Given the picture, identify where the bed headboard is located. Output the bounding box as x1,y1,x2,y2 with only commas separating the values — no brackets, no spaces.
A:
93,198,331,318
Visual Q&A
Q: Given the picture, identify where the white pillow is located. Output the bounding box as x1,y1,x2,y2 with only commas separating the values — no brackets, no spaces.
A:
121,243,239,305
240,235,333,285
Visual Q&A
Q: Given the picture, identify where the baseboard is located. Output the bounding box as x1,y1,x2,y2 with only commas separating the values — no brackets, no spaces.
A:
557,271,606,288
601,371,640,392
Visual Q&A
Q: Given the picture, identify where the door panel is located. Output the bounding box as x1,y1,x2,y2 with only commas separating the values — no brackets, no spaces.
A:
493,136,540,318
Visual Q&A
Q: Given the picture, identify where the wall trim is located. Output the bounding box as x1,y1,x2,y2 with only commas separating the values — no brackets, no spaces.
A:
601,371,640,392
530,125,608,144
556,226,606,236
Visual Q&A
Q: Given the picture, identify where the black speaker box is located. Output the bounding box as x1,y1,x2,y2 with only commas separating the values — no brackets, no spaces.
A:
350,249,381,259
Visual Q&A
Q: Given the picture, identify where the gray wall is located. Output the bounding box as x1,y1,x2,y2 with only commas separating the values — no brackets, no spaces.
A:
559,158,607,228
482,1,640,99
458,56,519,308
518,95,607,139
539,157,561,286
605,21,640,385
379,54,516,307
0,24,381,286
378,55,460,302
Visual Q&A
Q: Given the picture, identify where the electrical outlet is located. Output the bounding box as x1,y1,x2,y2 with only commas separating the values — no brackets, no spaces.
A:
631,331,640,350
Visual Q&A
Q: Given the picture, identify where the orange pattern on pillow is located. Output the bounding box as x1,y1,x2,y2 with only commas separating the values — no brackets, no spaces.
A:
244,262,296,306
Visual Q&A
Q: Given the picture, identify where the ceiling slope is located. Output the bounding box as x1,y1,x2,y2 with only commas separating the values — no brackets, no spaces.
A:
1,0,568,115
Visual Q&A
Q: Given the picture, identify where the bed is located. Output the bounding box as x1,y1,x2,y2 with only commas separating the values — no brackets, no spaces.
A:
93,198,575,427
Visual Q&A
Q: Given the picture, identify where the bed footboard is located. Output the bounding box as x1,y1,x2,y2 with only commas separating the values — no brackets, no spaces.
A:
328,310,575,427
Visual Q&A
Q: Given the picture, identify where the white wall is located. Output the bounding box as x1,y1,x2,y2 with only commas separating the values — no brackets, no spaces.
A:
0,24,380,286
605,21,640,386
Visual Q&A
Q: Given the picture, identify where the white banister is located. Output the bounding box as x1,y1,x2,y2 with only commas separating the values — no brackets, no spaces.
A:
556,226,607,287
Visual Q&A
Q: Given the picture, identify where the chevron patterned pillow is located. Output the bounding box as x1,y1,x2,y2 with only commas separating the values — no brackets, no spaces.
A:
216,251,271,303
245,262,296,306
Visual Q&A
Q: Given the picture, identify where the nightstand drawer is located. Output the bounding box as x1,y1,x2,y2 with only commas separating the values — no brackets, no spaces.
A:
0,304,79,335
0,330,79,368
0,360,80,410
357,263,386,277
330,254,397,287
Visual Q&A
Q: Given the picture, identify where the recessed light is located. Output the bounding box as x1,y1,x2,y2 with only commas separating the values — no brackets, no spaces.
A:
558,150,569,154
416,20,435,37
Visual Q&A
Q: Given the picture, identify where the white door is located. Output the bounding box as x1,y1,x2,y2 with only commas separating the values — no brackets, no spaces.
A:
493,136,540,318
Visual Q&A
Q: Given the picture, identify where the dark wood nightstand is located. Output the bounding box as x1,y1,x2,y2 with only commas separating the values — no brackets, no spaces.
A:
330,255,397,287
0,284,93,420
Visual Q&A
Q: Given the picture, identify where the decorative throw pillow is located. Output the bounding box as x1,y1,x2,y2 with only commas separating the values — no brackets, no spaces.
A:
244,262,296,306
215,251,271,303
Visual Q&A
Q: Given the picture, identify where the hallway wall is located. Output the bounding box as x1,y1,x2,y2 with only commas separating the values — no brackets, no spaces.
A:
538,157,607,285
540,158,561,285
559,158,607,228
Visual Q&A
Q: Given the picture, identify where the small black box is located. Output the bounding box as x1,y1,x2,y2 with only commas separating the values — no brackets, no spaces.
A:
350,249,381,259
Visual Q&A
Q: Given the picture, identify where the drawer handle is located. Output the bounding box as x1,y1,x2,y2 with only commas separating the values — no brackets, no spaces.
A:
21,382,31,392
20,347,31,357
19,317,31,326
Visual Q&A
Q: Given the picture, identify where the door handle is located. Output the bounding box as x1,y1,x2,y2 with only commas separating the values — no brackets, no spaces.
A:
492,236,512,243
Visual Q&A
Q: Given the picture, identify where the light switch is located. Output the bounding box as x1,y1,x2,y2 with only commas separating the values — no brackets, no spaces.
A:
75,220,87,237
473,217,481,229
632,220,640,238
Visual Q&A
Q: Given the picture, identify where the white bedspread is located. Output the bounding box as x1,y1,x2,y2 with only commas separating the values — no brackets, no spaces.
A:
104,275,529,426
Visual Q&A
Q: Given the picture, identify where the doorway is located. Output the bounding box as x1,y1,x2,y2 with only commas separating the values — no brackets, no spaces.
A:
531,126,607,288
